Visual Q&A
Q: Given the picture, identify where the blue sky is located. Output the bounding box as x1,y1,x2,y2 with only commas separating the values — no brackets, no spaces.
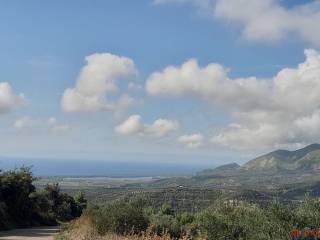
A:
0,0,319,166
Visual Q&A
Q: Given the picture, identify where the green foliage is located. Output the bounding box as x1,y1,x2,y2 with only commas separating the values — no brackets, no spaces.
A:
6,167,320,240
0,167,36,228
74,191,87,210
295,195,320,229
150,213,182,238
0,201,14,230
41,184,83,221
198,202,273,240
148,203,186,238
0,168,86,230
86,199,149,235
177,212,195,225
82,196,320,240
160,203,175,216
264,200,297,239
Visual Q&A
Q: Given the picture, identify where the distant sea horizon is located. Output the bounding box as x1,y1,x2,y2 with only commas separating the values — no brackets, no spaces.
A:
0,157,217,177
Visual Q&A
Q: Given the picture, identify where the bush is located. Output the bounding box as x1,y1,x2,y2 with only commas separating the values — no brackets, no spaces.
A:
264,200,297,239
0,201,14,230
150,213,182,238
32,183,83,222
0,168,86,230
60,196,320,240
86,199,149,235
159,203,175,216
74,191,87,210
0,167,36,227
148,203,196,238
295,196,320,229
198,201,272,240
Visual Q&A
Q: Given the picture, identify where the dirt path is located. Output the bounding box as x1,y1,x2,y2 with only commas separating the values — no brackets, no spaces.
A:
0,226,60,240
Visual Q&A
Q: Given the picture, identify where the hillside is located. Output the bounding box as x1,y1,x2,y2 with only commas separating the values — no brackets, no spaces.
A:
242,143,320,171
47,144,320,207
129,144,320,199
196,163,240,176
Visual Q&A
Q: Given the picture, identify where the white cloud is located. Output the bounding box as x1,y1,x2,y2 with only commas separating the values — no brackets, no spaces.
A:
146,58,270,112
14,116,70,134
145,118,179,137
155,0,320,45
146,49,320,150
214,0,320,45
0,82,25,113
178,133,204,148
115,115,179,138
115,115,142,135
61,53,137,113
112,94,139,118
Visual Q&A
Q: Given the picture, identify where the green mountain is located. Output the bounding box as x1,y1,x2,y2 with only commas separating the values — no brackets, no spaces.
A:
213,163,240,171
128,144,320,202
242,143,320,171
196,163,240,176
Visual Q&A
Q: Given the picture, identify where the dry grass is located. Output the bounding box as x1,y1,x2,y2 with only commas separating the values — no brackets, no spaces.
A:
57,215,99,240
57,216,192,240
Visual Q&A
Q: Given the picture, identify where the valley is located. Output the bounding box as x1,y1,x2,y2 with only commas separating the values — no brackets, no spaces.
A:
35,144,320,211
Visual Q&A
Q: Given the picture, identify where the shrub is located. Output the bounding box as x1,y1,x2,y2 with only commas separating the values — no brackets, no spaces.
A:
0,168,86,230
198,201,272,240
59,197,320,240
264,200,297,239
0,201,14,230
149,204,195,238
150,213,182,238
159,203,175,216
86,199,149,235
0,167,36,227
295,196,320,229
74,191,88,210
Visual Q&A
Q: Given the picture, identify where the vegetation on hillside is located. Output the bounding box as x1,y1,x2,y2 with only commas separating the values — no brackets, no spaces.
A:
57,196,320,240
0,167,87,230
3,163,320,240
242,143,320,171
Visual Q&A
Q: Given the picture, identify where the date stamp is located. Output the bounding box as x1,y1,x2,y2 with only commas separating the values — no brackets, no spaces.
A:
291,229,320,239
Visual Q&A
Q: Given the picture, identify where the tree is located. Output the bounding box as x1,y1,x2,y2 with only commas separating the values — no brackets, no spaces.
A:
0,168,86,230
0,167,36,227
74,191,87,210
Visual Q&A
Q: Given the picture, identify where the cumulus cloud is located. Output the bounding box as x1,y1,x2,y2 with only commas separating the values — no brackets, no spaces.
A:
0,82,25,113
115,115,179,138
112,94,140,118
146,49,320,150
178,134,205,148
214,0,320,45
61,53,137,113
146,58,270,112
154,0,320,45
14,116,70,134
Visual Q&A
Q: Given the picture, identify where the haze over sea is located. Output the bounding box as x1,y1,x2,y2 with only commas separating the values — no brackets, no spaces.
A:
0,157,213,177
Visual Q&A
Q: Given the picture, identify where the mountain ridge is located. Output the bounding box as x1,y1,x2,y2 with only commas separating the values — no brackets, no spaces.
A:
242,143,320,171
196,163,240,176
